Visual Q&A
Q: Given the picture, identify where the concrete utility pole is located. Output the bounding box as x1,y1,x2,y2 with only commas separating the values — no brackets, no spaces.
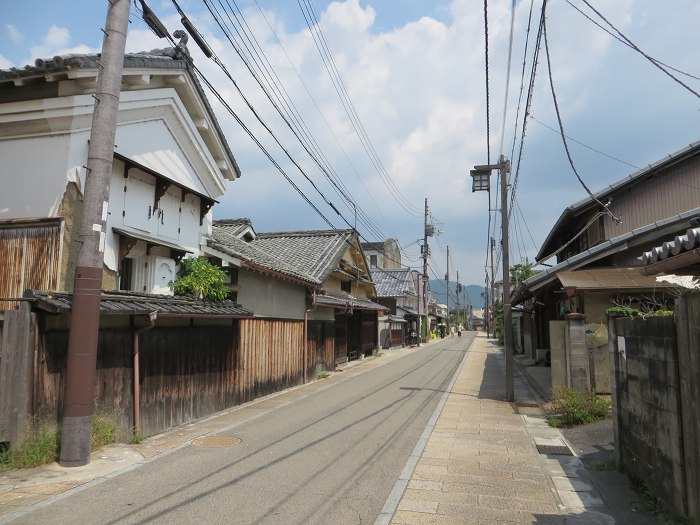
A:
471,156,513,402
421,198,429,344
499,155,514,402
60,0,130,467
490,237,495,338
446,246,450,335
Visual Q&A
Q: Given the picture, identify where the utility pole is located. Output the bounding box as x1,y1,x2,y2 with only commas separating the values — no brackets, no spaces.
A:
499,155,514,402
456,270,460,327
59,0,130,467
490,237,495,338
421,198,429,345
446,246,450,335
471,156,513,402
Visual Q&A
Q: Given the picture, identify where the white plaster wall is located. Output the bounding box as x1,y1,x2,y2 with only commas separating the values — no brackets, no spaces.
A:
237,270,306,319
0,133,75,218
114,119,208,196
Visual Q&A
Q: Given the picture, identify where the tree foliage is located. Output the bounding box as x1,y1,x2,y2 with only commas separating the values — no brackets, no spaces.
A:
510,263,537,286
170,257,229,301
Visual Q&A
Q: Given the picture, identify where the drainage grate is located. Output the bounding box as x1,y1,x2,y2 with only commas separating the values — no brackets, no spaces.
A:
191,436,241,448
536,444,573,456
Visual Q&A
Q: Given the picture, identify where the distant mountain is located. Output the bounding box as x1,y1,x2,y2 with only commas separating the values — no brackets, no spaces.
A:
429,280,490,309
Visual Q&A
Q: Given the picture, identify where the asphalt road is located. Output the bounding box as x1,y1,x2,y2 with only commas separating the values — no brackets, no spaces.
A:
17,334,475,525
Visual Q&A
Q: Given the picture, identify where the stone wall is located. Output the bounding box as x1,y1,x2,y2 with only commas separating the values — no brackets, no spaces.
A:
610,315,686,517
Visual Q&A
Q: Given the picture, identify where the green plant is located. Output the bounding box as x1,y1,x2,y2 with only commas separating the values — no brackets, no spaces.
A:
630,477,692,524
0,425,60,471
170,257,230,300
317,371,330,379
550,387,611,426
547,416,561,428
594,458,618,472
128,433,146,445
493,300,504,343
91,410,118,449
0,408,124,471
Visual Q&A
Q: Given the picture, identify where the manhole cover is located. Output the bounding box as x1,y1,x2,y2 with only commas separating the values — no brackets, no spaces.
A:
191,436,241,448
536,444,573,456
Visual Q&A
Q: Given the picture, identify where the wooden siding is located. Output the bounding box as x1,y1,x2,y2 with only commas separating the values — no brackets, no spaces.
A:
604,159,700,239
238,318,304,403
0,221,62,310
307,320,335,374
36,320,304,437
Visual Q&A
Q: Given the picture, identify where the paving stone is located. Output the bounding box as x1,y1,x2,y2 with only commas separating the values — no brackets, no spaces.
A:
478,494,559,513
398,499,439,513
407,480,442,491
391,510,479,524
558,490,606,508
437,502,521,522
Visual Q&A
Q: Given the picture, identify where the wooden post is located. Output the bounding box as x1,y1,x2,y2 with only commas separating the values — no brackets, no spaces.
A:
0,302,37,449
676,295,699,520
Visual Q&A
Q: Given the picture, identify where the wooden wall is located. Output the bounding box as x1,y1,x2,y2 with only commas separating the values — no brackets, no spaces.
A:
0,220,62,310
33,317,308,438
238,318,304,403
307,320,335,374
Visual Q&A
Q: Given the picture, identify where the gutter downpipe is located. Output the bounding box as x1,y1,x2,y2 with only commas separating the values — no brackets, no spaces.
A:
304,289,318,384
133,311,157,435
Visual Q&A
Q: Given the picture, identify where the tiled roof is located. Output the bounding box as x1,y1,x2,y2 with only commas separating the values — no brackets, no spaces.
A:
208,227,318,285
314,290,387,311
512,207,700,305
639,226,700,276
213,218,255,238
0,49,240,179
371,269,415,297
641,227,700,265
25,290,253,317
252,229,356,283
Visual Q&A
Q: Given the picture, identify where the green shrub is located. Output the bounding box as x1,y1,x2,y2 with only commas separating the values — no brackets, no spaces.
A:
0,425,60,470
170,257,230,300
0,408,122,471
550,387,611,426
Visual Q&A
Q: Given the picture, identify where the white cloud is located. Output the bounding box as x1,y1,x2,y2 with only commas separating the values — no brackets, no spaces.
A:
0,53,12,69
5,24,22,43
26,25,99,62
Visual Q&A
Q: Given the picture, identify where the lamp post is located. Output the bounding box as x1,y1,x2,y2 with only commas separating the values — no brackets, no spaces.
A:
470,156,514,402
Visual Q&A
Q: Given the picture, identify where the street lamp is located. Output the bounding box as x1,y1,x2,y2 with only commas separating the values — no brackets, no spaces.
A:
470,155,514,402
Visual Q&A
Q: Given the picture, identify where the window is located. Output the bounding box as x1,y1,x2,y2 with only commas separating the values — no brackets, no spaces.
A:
341,280,352,293
119,258,133,291
369,254,377,268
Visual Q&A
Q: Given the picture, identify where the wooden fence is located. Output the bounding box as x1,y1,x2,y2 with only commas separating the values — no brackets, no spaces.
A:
0,220,62,310
1,313,316,442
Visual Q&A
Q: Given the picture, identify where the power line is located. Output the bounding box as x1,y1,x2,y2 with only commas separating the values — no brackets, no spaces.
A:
567,0,700,82
530,116,641,170
542,1,621,223
297,0,423,218
251,0,406,247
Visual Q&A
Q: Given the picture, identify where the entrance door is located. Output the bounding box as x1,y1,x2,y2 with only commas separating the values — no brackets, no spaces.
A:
334,315,348,365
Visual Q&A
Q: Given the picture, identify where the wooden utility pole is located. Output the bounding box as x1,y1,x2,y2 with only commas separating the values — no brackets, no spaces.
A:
60,0,130,467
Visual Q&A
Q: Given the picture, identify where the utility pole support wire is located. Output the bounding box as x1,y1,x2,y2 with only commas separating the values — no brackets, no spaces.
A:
60,0,129,467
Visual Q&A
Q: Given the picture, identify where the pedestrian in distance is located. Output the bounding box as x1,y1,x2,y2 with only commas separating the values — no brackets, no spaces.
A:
456,323,462,338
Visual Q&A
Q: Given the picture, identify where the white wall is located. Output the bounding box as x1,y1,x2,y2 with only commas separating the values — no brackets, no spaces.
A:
237,270,306,319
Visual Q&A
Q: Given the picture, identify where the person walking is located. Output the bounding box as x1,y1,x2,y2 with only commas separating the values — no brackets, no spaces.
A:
456,323,462,338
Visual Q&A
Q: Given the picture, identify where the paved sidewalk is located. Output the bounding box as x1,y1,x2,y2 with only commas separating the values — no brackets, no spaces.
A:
382,334,617,525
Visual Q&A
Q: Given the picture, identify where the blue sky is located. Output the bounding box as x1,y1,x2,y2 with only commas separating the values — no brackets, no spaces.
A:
3,0,699,294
